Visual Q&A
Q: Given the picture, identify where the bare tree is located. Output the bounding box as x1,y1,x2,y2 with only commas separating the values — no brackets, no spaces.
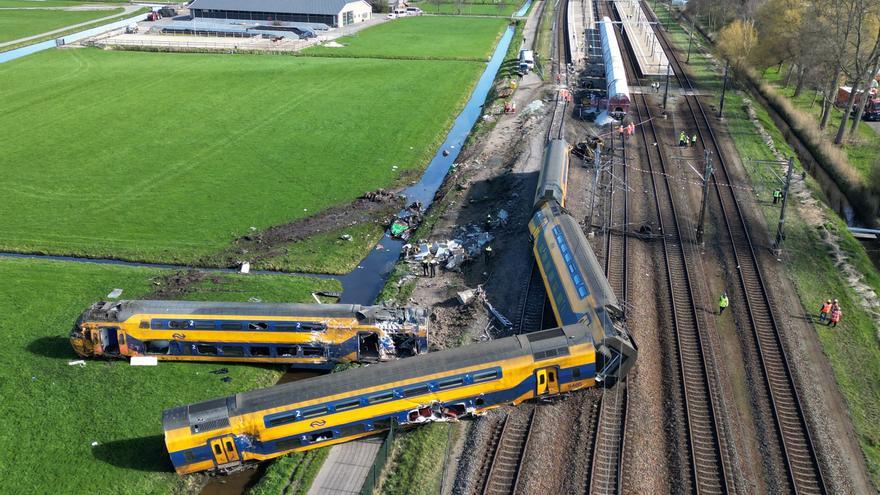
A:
833,0,880,143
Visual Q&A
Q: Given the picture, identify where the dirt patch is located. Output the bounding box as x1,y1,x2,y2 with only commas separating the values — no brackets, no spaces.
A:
147,270,211,299
201,191,404,269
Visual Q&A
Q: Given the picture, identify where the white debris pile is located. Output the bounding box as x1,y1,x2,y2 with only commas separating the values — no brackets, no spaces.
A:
522,99,545,114
402,224,494,270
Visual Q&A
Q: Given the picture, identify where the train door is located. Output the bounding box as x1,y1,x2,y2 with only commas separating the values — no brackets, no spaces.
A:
98,327,119,355
534,367,560,397
209,435,240,466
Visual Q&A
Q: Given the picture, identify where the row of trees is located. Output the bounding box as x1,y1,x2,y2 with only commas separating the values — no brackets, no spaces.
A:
700,0,880,144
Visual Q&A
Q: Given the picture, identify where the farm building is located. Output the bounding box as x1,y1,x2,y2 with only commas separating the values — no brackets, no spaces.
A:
188,0,372,27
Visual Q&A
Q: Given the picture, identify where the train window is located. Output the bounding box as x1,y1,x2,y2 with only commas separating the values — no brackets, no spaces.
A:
139,320,149,329
250,346,270,357
368,392,394,404
302,346,323,357
267,412,298,427
403,385,429,398
475,398,485,406
577,287,588,298
196,345,217,355
145,341,170,354
334,399,360,412
183,451,196,462
302,406,327,419
572,368,581,378
274,323,300,331
275,438,300,450
221,346,244,357
437,377,464,390
248,322,268,330
169,320,188,329
473,370,499,383
277,346,297,357
309,430,334,443
213,444,222,455
193,321,215,330
221,323,242,330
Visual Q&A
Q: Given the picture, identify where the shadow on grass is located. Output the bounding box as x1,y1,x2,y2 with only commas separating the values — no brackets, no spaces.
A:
27,336,77,359
92,435,174,473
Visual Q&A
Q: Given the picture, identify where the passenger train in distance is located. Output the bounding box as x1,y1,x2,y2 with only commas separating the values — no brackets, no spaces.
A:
161,138,636,476
600,16,631,116
70,300,428,367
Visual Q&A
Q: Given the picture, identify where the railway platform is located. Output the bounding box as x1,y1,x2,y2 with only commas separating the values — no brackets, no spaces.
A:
613,0,668,76
567,0,585,67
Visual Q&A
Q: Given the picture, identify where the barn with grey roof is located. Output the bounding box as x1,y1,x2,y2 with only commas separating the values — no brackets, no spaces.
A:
188,0,372,28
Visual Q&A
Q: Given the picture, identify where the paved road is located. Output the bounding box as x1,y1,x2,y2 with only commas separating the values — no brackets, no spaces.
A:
0,4,143,48
867,120,880,135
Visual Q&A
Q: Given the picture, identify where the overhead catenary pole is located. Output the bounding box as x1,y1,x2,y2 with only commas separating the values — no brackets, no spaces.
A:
773,156,795,253
662,62,671,109
718,60,730,118
686,28,693,63
696,150,713,244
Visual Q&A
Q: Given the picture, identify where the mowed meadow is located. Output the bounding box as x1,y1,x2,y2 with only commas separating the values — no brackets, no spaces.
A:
0,16,506,265
0,257,338,494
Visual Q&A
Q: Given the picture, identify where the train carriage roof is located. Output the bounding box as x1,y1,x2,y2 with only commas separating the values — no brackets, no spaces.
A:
98,300,383,322
599,16,631,103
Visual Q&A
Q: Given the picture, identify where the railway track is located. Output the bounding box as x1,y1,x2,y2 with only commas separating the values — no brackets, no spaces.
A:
516,261,549,333
546,0,570,142
472,409,537,495
587,67,630,495
599,0,730,491
643,4,827,493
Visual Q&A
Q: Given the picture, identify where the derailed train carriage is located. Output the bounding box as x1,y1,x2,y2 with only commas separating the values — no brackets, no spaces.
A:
162,138,636,475
600,16,631,116
70,300,428,367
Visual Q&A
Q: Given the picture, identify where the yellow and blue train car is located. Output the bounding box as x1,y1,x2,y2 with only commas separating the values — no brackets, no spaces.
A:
70,300,428,367
528,201,636,384
534,138,570,208
163,324,596,474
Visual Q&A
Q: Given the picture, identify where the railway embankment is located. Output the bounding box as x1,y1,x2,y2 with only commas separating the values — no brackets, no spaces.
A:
654,4,880,489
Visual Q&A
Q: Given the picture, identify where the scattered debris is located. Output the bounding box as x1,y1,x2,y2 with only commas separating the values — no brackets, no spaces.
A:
457,289,477,305
209,368,229,375
240,261,250,274
523,100,545,114
221,377,233,383
340,234,353,241
130,356,158,366
248,297,262,303
106,288,123,299
403,224,494,271
360,188,397,203
91,441,100,447
323,41,344,48
312,293,323,304
68,360,86,367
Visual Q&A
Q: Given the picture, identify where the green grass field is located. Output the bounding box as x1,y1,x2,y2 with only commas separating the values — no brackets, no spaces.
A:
0,6,123,43
409,0,520,16
305,16,507,61
0,0,120,5
0,257,338,494
0,49,484,265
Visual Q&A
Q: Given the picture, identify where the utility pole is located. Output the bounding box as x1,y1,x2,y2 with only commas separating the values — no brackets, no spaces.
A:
718,61,729,118
663,63,671,109
696,150,713,244
773,156,795,253
686,29,693,63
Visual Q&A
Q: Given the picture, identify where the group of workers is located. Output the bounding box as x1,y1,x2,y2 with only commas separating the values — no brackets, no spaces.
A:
618,122,636,137
721,293,845,328
679,131,698,147
819,299,844,327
